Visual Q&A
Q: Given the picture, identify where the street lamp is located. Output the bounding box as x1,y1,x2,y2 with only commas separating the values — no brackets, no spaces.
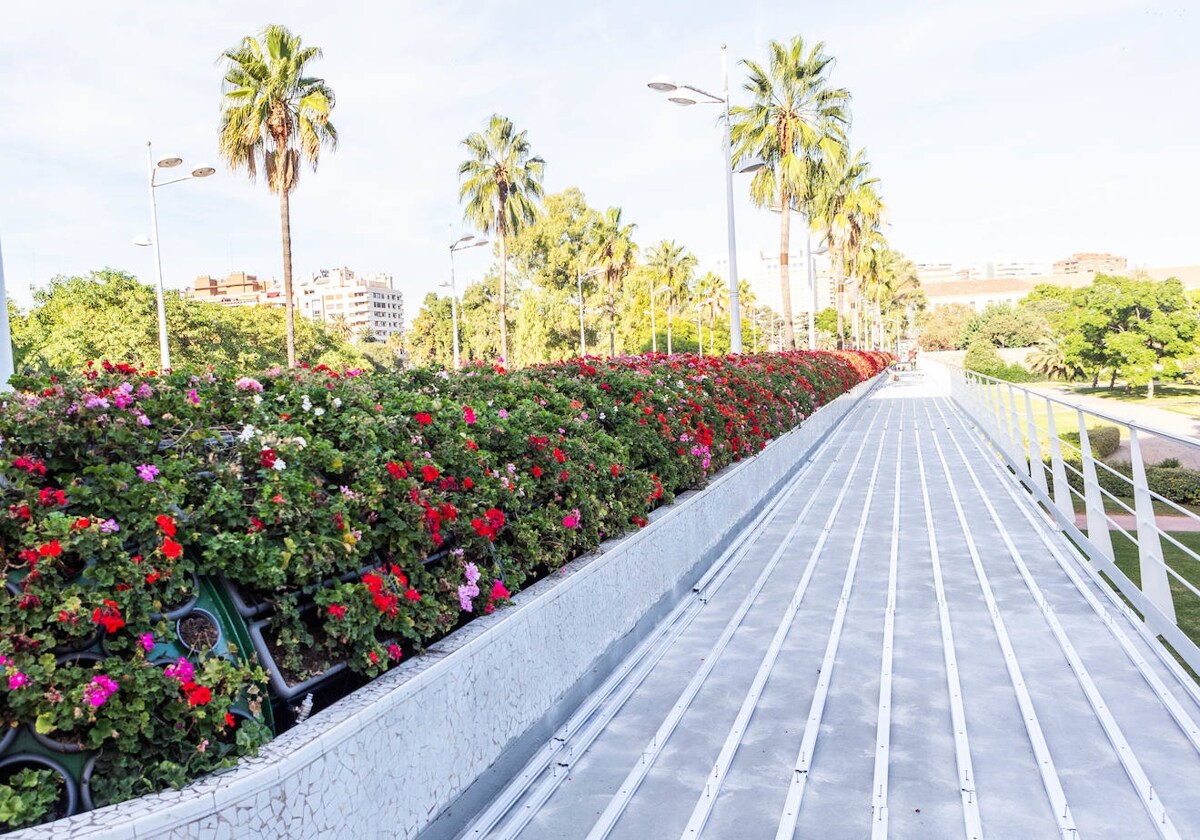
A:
576,266,604,357
446,228,488,370
138,141,214,371
648,44,765,355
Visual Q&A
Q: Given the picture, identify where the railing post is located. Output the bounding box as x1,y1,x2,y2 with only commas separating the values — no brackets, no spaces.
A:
1128,428,1176,624
1024,391,1049,497
1044,398,1074,525
1077,411,1115,562
1007,383,1028,475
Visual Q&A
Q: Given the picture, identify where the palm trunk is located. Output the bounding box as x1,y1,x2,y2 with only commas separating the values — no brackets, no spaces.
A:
280,187,296,368
709,312,716,354
697,311,703,355
835,280,844,349
650,278,657,353
779,199,796,350
498,231,509,363
667,302,673,355
608,273,616,357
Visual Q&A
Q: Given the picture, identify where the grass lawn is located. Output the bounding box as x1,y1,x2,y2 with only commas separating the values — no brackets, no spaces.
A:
1109,531,1200,674
1060,383,1200,419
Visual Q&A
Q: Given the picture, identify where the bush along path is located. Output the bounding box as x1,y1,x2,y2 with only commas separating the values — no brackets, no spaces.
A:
0,349,889,831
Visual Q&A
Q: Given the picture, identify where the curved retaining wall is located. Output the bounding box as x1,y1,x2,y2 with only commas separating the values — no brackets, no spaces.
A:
16,376,877,840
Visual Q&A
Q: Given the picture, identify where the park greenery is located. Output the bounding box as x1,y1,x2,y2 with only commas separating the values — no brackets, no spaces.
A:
933,274,1200,396
7,270,390,375
407,34,920,370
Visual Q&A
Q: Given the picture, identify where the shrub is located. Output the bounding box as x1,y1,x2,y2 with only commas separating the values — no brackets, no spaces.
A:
0,350,890,825
1146,466,1200,506
1060,424,1120,459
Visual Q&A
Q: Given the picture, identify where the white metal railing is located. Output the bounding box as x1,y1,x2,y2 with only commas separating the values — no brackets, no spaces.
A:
929,362,1200,675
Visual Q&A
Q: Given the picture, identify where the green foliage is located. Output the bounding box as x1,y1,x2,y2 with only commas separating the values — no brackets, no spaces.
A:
9,269,370,375
1060,425,1121,459
962,302,1046,349
0,768,60,830
917,304,973,350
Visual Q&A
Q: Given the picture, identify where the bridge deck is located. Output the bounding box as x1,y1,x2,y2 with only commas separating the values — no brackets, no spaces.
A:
458,376,1200,840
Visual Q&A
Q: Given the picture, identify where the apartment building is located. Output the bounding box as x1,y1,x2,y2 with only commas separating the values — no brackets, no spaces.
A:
1052,252,1128,275
186,272,286,308
296,267,404,340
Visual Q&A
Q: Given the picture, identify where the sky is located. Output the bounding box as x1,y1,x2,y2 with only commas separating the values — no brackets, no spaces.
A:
1,0,1197,313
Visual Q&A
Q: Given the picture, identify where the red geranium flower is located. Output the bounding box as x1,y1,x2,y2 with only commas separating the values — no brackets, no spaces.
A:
73,518,91,529
155,515,176,537
161,538,182,559
260,449,278,469
328,604,347,620
421,465,440,483
415,413,432,425
531,466,542,478
224,712,236,728
93,600,125,633
37,540,62,558
386,461,406,480
182,682,212,706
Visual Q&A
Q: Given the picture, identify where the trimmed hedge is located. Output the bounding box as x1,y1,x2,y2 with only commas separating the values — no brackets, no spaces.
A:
1060,424,1121,459
0,350,889,829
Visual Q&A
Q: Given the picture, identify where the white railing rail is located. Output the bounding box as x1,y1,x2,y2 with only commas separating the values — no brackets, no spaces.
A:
928,361,1200,675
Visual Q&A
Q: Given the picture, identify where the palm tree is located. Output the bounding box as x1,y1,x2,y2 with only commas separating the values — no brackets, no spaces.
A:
696,272,727,354
730,36,850,351
458,114,545,363
1027,333,1079,381
646,240,697,355
812,148,884,348
738,281,758,351
327,313,352,342
590,207,638,356
219,25,337,368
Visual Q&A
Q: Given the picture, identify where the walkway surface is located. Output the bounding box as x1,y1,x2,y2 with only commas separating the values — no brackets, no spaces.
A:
455,374,1200,840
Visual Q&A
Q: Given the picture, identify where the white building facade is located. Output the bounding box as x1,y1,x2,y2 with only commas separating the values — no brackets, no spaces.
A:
296,267,404,340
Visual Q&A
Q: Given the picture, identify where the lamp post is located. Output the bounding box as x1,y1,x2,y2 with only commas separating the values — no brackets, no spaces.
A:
446,229,488,370
576,266,603,357
769,203,828,350
136,141,214,371
648,44,764,355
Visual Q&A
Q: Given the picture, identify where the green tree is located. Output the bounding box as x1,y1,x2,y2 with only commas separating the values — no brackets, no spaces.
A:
813,149,884,347
962,303,1046,348
917,303,973,350
458,114,545,363
730,36,850,350
646,240,697,355
218,24,338,368
405,293,455,369
10,269,365,374
590,207,638,356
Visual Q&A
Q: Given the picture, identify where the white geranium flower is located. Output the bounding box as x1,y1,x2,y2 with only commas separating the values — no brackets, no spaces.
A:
253,395,263,405
272,458,287,471
313,407,325,417
237,424,257,442
332,398,342,409
293,437,307,449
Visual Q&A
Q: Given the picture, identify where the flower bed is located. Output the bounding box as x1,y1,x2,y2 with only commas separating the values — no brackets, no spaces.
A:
0,350,888,831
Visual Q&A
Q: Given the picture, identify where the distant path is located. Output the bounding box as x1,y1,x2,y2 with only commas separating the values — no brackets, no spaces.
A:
1026,383,1200,469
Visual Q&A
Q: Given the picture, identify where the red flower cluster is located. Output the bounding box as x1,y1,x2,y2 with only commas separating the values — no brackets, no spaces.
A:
181,681,212,706
260,448,278,469
93,599,125,633
38,487,67,507
11,456,46,476
471,508,506,542
415,412,433,425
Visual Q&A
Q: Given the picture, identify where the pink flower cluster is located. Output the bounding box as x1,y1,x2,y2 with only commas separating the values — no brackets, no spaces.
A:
458,562,481,612
83,674,118,707
164,658,195,683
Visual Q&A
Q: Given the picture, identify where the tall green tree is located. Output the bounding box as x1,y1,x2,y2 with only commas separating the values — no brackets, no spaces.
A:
814,149,884,346
696,272,728,354
218,24,338,368
730,36,850,350
646,240,697,355
405,292,456,369
458,114,545,363
590,207,638,356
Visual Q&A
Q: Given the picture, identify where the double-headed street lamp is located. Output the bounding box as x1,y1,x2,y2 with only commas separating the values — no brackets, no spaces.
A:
444,229,488,370
135,141,214,371
648,44,764,355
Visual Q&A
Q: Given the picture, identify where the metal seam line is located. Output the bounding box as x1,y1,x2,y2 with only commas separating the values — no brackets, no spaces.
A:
468,388,877,838
924,404,1079,840
870,395,906,839
769,402,895,840
936,396,1200,754
913,404,986,840
583,401,888,840
930,399,1182,839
